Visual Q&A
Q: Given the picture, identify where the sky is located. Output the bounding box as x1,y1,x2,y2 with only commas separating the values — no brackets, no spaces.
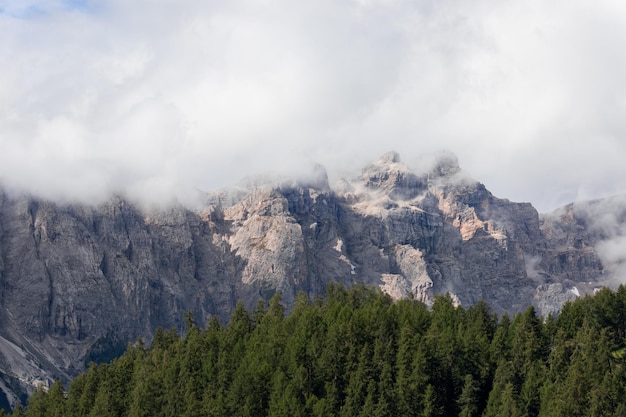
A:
1,0,626,212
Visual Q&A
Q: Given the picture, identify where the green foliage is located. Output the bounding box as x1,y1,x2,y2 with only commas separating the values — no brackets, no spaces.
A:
458,374,480,417
14,284,626,416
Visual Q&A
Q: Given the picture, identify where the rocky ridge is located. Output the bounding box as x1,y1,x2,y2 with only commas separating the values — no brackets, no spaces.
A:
0,151,622,407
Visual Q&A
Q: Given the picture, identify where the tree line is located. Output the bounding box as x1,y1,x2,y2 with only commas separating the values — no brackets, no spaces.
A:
8,283,626,416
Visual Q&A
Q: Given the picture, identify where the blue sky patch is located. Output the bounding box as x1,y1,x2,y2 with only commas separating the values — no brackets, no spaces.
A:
0,0,99,19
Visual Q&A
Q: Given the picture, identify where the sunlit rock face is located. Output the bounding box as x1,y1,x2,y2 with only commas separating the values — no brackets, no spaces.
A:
0,151,618,407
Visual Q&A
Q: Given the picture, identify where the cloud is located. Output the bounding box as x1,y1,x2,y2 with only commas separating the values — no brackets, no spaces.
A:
567,195,626,284
1,0,626,210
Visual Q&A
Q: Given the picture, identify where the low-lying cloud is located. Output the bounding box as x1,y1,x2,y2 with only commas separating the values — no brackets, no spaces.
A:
569,195,626,284
1,0,626,211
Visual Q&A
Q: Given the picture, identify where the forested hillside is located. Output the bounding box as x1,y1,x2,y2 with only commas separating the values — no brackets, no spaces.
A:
10,284,626,417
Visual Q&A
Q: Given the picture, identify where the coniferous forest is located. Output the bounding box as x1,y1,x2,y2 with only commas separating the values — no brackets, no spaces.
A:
9,284,626,417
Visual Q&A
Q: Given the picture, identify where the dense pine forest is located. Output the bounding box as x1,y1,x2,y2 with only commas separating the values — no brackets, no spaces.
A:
9,284,626,417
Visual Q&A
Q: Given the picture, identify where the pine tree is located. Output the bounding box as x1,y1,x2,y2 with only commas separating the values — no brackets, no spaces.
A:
490,313,511,364
12,403,23,417
181,316,206,417
519,362,544,417
44,380,66,417
509,306,545,387
24,387,47,417
276,368,308,417
499,382,521,417
358,380,377,417
422,384,442,417
340,345,371,417
396,324,419,417
89,379,116,417
76,363,102,417
458,374,480,417
483,361,515,417
373,361,396,417
128,354,166,417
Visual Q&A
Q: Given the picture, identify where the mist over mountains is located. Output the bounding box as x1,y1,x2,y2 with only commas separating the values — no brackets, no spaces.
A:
0,151,624,409
3,1,626,213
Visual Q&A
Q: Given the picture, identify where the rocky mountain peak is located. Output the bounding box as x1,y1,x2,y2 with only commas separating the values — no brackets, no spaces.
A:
0,151,621,410
365,151,406,172
378,150,402,165
429,151,461,178
239,164,331,193
357,151,426,200
297,163,330,191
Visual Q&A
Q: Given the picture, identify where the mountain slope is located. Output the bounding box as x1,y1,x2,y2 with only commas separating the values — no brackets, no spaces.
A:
0,151,621,407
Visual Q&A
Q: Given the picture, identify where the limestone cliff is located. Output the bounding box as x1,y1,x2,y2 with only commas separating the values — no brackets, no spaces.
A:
0,152,620,407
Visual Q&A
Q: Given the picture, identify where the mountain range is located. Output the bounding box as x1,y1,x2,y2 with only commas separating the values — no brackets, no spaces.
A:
0,151,624,408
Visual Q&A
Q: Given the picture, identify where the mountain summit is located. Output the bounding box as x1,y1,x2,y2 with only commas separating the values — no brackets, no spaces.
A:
0,151,620,407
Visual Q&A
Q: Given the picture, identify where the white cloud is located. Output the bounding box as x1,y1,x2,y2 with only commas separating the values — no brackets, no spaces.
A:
1,0,625,210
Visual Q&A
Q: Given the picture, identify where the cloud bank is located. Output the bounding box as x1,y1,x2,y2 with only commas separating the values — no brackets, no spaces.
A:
1,0,626,210
557,195,626,285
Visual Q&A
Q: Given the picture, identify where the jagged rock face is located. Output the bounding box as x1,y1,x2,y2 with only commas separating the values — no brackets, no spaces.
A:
0,152,620,407
540,196,626,285
0,195,240,406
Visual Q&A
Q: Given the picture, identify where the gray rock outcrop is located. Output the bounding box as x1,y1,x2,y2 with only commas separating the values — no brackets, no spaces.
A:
0,151,621,407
